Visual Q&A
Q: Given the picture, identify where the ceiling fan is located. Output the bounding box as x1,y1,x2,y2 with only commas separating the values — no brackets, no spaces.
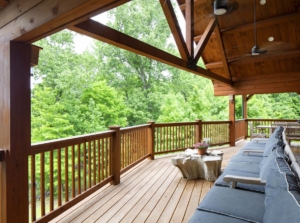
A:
251,0,267,55
195,0,239,22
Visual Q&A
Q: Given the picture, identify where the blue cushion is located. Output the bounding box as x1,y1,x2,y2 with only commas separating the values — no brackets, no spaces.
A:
260,146,287,181
229,154,263,164
263,140,283,157
215,170,265,193
226,161,260,174
188,210,250,223
198,186,265,223
264,187,300,223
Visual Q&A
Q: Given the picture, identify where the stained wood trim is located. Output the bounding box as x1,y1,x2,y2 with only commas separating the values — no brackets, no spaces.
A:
228,50,300,66
194,32,216,42
179,0,207,10
222,12,300,35
194,18,217,63
231,71,300,82
160,0,189,60
185,0,194,57
205,61,223,69
70,20,233,85
214,23,232,80
0,0,130,43
246,94,254,102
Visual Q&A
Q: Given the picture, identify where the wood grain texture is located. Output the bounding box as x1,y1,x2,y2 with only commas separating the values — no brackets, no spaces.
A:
0,41,31,223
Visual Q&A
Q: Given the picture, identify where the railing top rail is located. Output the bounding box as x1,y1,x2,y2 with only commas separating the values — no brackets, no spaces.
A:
202,121,231,124
235,119,245,122
30,130,115,155
246,119,297,122
120,124,150,134
154,121,198,127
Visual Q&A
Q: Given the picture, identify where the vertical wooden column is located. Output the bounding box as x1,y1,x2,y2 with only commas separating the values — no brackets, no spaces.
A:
185,0,194,57
195,119,202,142
229,95,236,146
147,121,155,160
242,95,248,139
0,41,31,223
109,126,121,185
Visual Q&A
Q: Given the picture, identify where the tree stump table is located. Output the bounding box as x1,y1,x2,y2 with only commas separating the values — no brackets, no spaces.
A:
171,150,223,181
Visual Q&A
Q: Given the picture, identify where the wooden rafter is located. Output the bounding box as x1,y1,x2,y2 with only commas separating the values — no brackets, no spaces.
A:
185,0,194,57
214,23,232,80
205,61,223,69
194,18,217,63
160,0,189,60
246,94,254,101
228,50,300,66
222,12,300,35
179,0,207,10
194,32,215,42
70,19,233,86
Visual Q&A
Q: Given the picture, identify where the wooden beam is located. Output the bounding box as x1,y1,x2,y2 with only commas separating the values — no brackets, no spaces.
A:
160,0,189,60
194,18,217,63
231,71,300,82
70,19,233,85
215,23,232,80
228,50,300,66
229,95,235,146
179,0,207,10
222,12,300,35
0,41,31,223
246,94,254,102
194,32,216,42
0,0,130,43
185,0,194,57
205,61,223,69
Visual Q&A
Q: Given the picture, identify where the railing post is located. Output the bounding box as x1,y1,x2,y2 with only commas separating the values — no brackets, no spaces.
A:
244,119,248,139
109,126,121,185
229,95,236,146
195,119,202,142
147,121,155,160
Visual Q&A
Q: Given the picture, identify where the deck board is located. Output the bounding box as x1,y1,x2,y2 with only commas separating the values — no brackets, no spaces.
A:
50,140,247,223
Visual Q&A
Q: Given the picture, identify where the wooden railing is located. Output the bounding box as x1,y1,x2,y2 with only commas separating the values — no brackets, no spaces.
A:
235,120,246,141
29,131,114,222
245,119,297,137
28,119,243,222
202,121,231,146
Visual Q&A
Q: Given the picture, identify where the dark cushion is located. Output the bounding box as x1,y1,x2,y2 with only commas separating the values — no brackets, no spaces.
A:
198,186,265,223
188,210,251,223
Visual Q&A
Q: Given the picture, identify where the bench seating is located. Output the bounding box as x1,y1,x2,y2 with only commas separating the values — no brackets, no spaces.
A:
189,126,300,223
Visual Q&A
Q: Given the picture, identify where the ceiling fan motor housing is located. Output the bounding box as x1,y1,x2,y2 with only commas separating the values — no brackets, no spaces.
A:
214,0,227,15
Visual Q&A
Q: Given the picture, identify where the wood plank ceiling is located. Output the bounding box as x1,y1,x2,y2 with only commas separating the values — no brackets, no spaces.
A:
177,0,300,95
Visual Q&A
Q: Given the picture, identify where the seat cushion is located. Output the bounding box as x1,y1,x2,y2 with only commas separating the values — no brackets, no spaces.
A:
198,186,265,223
188,210,252,223
215,170,265,193
229,154,263,164
225,161,260,174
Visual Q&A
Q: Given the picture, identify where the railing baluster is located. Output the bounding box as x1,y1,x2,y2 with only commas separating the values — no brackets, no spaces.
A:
101,138,104,181
57,148,62,207
72,145,75,198
93,140,96,186
78,144,81,195
64,147,68,202
40,152,45,217
97,139,101,183
31,155,36,221
50,150,54,211
83,142,86,191
88,141,91,188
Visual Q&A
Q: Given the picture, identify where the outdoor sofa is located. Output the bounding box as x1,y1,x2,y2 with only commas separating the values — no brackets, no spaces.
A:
189,126,300,223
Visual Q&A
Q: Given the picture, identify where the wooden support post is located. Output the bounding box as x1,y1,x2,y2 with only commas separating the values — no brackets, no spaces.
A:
147,121,155,160
195,119,203,143
242,95,248,139
0,41,31,223
229,95,236,146
109,126,121,185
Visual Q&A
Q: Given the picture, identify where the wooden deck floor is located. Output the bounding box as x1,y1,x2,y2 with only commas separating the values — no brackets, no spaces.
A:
50,140,248,223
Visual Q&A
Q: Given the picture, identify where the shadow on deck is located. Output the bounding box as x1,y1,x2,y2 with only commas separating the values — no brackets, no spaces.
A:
50,140,248,223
